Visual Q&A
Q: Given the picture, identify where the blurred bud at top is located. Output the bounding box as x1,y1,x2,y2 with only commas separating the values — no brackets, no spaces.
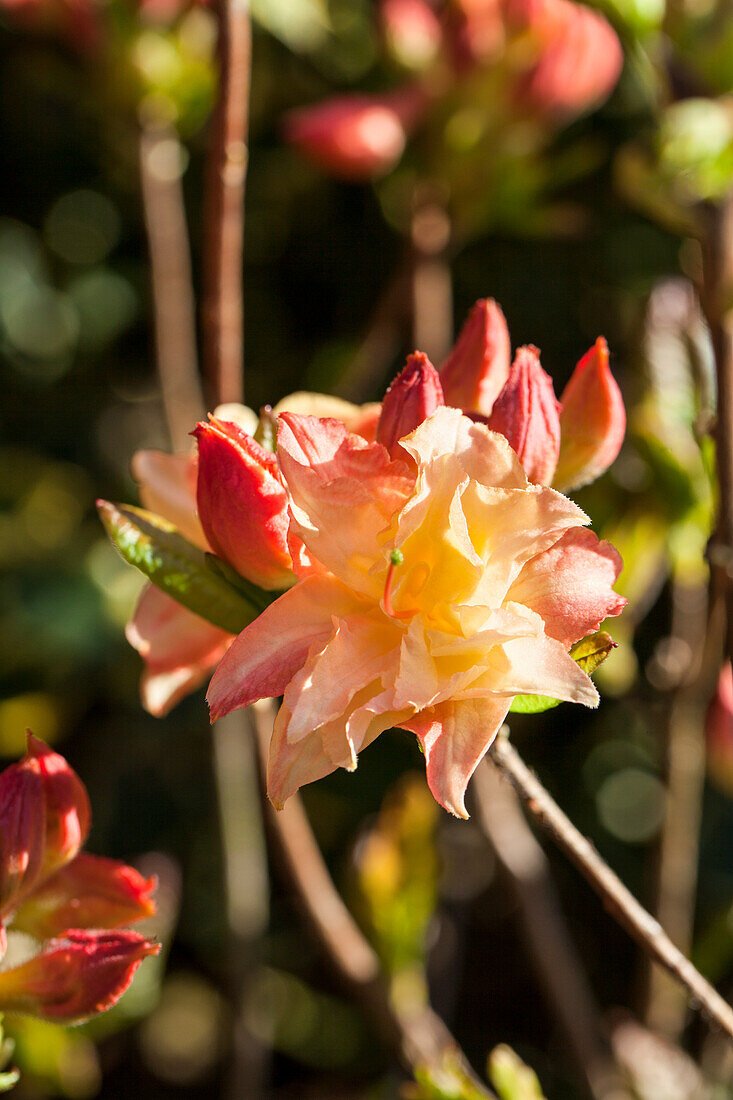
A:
194,417,294,591
509,0,623,119
488,345,561,484
0,752,45,923
377,352,445,458
26,734,91,880
283,87,427,181
707,664,733,797
12,852,157,941
0,929,160,1024
439,298,512,416
554,337,625,492
379,0,443,71
447,0,505,69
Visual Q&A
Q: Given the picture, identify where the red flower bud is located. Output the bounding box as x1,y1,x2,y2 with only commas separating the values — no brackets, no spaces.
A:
26,734,90,879
0,929,160,1024
12,853,157,941
377,352,445,458
439,298,511,416
707,664,733,798
488,345,561,484
554,336,625,492
194,417,295,591
283,87,426,181
0,755,45,922
379,0,443,70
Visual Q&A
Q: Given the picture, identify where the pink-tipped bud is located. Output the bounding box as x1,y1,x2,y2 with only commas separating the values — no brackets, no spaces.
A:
488,345,561,484
12,853,157,941
377,352,445,458
380,0,443,70
283,87,426,181
0,929,160,1024
554,337,625,492
26,734,91,880
706,664,733,797
439,298,512,416
0,755,45,921
194,417,294,591
512,0,623,119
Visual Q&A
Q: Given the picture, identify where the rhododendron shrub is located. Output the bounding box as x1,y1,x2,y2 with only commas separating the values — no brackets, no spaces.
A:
0,735,158,1026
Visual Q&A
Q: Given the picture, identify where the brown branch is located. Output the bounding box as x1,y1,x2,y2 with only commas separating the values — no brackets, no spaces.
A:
249,700,495,1096
473,763,630,1100
488,733,733,1043
202,0,251,406
138,123,204,450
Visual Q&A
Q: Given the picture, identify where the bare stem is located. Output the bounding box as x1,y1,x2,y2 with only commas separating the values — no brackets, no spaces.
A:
138,123,204,449
488,733,733,1043
473,762,630,1100
202,0,251,406
335,260,412,403
411,193,453,364
250,700,495,1095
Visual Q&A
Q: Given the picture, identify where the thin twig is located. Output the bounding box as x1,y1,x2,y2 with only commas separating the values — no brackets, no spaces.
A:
473,762,630,1100
202,0,251,406
250,699,495,1095
488,733,733,1042
411,192,453,364
138,122,204,449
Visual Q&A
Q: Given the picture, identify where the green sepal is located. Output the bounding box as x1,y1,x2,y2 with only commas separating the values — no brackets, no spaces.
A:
97,501,276,634
509,632,616,715
489,1044,546,1099
0,1018,18,1092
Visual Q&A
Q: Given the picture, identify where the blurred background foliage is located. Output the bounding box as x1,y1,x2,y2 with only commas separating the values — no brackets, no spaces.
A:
1,0,733,1095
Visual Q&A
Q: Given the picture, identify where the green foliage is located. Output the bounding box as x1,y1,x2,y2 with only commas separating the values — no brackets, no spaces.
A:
97,501,275,633
407,1053,495,1100
488,1045,547,1100
0,1019,18,1093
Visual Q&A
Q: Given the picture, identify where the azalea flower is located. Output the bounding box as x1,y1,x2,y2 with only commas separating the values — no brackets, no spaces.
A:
207,406,625,818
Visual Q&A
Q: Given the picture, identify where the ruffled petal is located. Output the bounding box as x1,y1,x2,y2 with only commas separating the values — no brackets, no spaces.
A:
207,574,369,721
399,406,527,489
469,627,599,706
401,697,512,818
507,527,626,647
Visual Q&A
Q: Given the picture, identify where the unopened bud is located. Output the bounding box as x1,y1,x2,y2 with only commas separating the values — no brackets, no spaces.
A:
377,352,445,457
488,345,561,484
0,755,45,922
439,298,511,416
27,734,91,880
554,337,625,492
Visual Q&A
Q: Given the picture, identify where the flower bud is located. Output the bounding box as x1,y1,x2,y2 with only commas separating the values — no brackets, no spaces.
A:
377,352,445,458
439,298,511,416
12,853,157,941
379,0,443,70
554,337,625,492
706,664,733,797
488,345,561,484
283,87,426,181
194,417,294,590
26,735,91,880
0,756,45,921
0,929,160,1024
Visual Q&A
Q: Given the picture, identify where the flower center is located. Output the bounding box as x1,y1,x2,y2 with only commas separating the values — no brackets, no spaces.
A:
383,549,419,620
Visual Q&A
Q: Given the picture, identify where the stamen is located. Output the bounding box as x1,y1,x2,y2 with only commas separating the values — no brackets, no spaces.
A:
383,549,417,620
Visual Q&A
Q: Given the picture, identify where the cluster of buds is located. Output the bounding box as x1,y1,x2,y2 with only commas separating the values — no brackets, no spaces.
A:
121,295,625,718
0,734,158,1024
284,0,623,181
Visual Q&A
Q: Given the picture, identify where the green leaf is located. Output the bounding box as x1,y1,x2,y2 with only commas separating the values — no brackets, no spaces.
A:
569,632,617,676
409,1052,495,1099
488,1045,547,1100
509,633,616,714
97,501,276,634
508,695,561,715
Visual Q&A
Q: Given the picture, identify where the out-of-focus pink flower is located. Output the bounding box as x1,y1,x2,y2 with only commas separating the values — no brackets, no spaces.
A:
208,406,625,818
439,298,511,417
706,664,733,797
0,929,160,1024
509,0,623,118
283,87,427,181
194,417,295,590
12,853,157,942
377,352,445,458
380,0,443,70
27,735,90,880
554,336,626,492
487,345,561,484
